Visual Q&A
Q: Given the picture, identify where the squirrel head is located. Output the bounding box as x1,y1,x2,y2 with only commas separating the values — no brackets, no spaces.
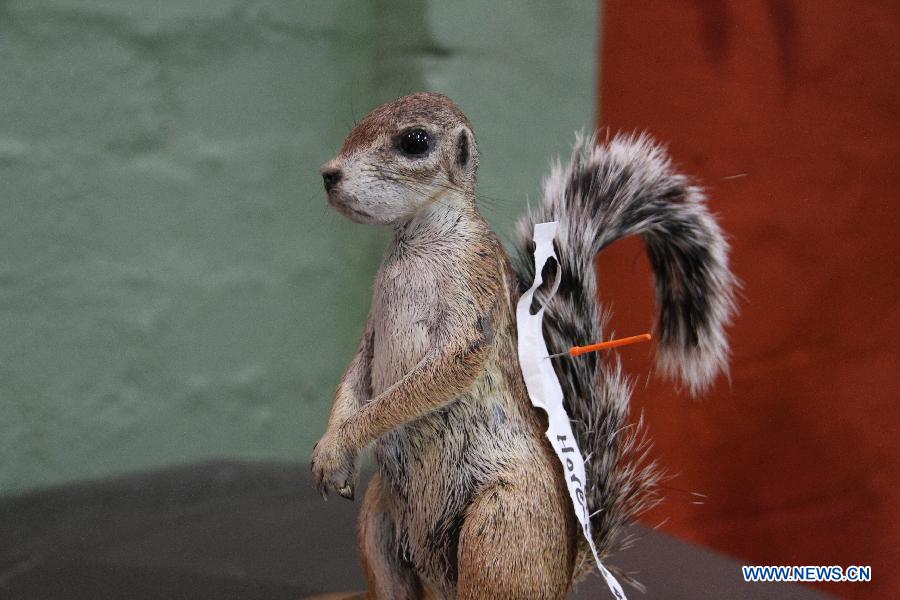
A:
320,92,479,226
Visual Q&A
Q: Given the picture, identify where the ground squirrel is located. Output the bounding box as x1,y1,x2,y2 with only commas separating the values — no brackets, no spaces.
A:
311,92,736,599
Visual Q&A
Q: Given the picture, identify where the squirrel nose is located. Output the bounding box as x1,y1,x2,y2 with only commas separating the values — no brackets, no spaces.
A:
322,168,342,192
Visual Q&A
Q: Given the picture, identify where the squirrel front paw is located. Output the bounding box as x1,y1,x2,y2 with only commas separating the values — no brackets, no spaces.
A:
310,432,357,501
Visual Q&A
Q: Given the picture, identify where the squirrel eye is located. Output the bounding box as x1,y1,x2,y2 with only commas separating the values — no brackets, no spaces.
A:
399,129,430,156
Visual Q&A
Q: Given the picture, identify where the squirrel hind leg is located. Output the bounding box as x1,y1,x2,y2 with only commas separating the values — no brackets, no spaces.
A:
358,474,424,598
457,477,575,599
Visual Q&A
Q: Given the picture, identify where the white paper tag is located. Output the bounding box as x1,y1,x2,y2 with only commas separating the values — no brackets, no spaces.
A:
516,221,627,600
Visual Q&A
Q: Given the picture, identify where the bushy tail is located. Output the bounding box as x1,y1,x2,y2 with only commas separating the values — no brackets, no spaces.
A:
512,133,736,583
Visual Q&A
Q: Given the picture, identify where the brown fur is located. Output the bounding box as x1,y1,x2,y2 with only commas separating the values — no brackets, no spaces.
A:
312,93,576,598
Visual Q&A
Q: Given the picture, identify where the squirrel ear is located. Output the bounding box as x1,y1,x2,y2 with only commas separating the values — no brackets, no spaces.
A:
451,126,478,186
456,130,470,168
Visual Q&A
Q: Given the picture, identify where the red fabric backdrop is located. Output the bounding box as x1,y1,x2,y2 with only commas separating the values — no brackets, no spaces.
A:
597,1,898,597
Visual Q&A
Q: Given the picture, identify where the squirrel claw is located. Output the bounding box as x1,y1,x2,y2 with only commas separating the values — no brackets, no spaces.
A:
314,475,328,500
338,484,354,500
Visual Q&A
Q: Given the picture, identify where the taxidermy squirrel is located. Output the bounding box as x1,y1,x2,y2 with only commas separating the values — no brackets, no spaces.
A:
311,92,735,599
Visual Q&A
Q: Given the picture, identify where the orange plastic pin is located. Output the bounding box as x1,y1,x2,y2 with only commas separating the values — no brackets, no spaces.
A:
546,333,652,359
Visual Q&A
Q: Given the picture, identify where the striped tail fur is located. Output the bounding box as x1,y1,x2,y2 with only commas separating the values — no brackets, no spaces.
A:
513,133,736,584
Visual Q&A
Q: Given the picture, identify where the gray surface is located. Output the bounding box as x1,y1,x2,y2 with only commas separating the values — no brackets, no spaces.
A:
0,0,597,495
0,461,833,599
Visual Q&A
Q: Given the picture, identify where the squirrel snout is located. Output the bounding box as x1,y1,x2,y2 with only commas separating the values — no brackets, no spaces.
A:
321,167,343,192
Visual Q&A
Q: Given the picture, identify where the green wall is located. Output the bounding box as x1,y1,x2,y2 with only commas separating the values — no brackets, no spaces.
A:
0,1,598,494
